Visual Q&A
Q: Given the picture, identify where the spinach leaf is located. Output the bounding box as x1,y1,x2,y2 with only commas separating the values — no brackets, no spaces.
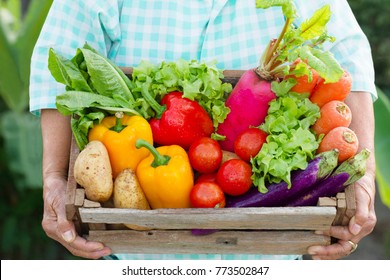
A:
79,48,134,102
48,48,92,92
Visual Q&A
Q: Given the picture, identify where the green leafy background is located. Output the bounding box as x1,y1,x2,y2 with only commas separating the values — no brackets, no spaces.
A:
0,0,389,259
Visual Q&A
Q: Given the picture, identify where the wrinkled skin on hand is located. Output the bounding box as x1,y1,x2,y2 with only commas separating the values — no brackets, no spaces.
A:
307,92,377,260
307,175,376,259
41,109,112,259
42,175,112,259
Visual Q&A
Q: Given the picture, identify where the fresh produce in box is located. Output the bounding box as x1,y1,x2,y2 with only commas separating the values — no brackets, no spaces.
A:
310,70,353,108
214,2,348,194
131,59,232,133
216,159,253,196
216,70,276,152
195,172,218,184
135,139,194,209
190,182,226,208
285,59,320,95
149,92,214,149
225,149,339,208
49,43,144,150
88,112,153,178
317,126,359,163
73,140,113,203
233,127,268,162
188,137,223,174
311,100,352,136
216,2,344,153
113,169,151,230
286,149,370,206
49,0,369,226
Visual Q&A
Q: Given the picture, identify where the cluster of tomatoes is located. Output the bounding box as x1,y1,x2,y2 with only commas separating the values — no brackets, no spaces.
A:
188,127,268,209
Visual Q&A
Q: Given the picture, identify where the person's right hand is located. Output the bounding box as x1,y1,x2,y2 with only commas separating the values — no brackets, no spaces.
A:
42,175,112,259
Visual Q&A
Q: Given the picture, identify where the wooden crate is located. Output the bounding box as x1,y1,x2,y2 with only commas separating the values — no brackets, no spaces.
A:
65,70,356,255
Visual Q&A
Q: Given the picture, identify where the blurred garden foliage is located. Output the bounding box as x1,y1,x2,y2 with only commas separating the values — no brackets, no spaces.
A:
0,0,389,259
0,0,78,259
348,0,390,93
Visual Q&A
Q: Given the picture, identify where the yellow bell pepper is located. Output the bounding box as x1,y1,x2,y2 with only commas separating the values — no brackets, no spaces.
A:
135,139,194,209
88,112,153,178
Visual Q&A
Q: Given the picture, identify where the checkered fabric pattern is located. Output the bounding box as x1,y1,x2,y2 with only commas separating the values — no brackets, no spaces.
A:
30,0,376,116
29,0,376,260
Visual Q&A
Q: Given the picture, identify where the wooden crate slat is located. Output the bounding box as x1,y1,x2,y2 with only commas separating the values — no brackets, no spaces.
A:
342,185,356,226
65,136,81,220
79,206,336,231
333,193,347,226
87,230,330,255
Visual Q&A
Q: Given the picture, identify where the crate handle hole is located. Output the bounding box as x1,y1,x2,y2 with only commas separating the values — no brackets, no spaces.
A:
147,232,154,236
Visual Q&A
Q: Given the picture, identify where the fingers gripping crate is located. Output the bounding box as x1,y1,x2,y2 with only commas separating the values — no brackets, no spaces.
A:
65,70,356,255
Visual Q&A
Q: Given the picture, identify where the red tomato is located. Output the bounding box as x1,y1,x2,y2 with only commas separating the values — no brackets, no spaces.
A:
234,127,267,162
196,172,218,184
188,137,222,174
216,159,253,196
190,182,226,208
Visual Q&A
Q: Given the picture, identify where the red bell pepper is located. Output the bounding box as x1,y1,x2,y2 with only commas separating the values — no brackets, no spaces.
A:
149,91,214,149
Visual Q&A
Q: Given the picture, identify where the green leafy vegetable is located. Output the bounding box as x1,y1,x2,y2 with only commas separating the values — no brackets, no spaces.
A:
131,59,232,130
256,0,298,19
50,43,232,149
251,80,321,193
48,49,92,92
49,44,145,150
255,1,343,83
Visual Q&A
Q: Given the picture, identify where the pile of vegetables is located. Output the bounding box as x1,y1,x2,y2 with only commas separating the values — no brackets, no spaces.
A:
50,0,370,231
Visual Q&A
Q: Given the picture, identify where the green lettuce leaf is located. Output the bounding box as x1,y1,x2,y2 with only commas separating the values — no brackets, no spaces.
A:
131,59,232,130
299,5,331,40
256,0,298,19
251,85,321,193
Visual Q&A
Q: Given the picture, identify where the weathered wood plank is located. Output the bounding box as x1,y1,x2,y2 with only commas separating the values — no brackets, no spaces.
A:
66,136,81,220
75,188,85,207
343,185,356,226
79,207,336,230
87,229,330,255
332,193,347,226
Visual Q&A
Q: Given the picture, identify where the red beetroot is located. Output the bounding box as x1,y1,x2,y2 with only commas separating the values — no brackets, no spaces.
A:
216,70,276,152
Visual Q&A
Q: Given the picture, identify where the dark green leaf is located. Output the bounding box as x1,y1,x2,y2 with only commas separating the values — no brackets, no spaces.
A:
48,48,93,92
79,48,134,101
299,46,343,83
55,91,120,115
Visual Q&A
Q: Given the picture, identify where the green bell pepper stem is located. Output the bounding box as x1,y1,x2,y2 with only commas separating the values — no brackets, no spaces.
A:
135,139,170,167
110,111,127,133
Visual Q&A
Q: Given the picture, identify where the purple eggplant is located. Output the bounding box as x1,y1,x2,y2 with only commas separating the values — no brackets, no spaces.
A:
285,148,370,207
191,150,339,236
225,149,339,208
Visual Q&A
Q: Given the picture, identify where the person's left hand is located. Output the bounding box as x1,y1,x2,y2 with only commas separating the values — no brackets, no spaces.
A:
307,174,377,259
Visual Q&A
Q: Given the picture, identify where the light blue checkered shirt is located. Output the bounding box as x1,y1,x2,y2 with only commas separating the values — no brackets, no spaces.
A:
29,0,376,260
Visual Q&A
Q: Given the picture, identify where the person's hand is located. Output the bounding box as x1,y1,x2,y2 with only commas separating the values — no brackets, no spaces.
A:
42,175,112,259
307,173,377,259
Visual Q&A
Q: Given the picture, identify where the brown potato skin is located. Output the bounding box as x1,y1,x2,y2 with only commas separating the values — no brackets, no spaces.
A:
74,140,113,203
113,169,151,230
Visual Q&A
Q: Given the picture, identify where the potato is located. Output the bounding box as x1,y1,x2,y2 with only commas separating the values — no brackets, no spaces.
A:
113,169,151,230
74,140,113,203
